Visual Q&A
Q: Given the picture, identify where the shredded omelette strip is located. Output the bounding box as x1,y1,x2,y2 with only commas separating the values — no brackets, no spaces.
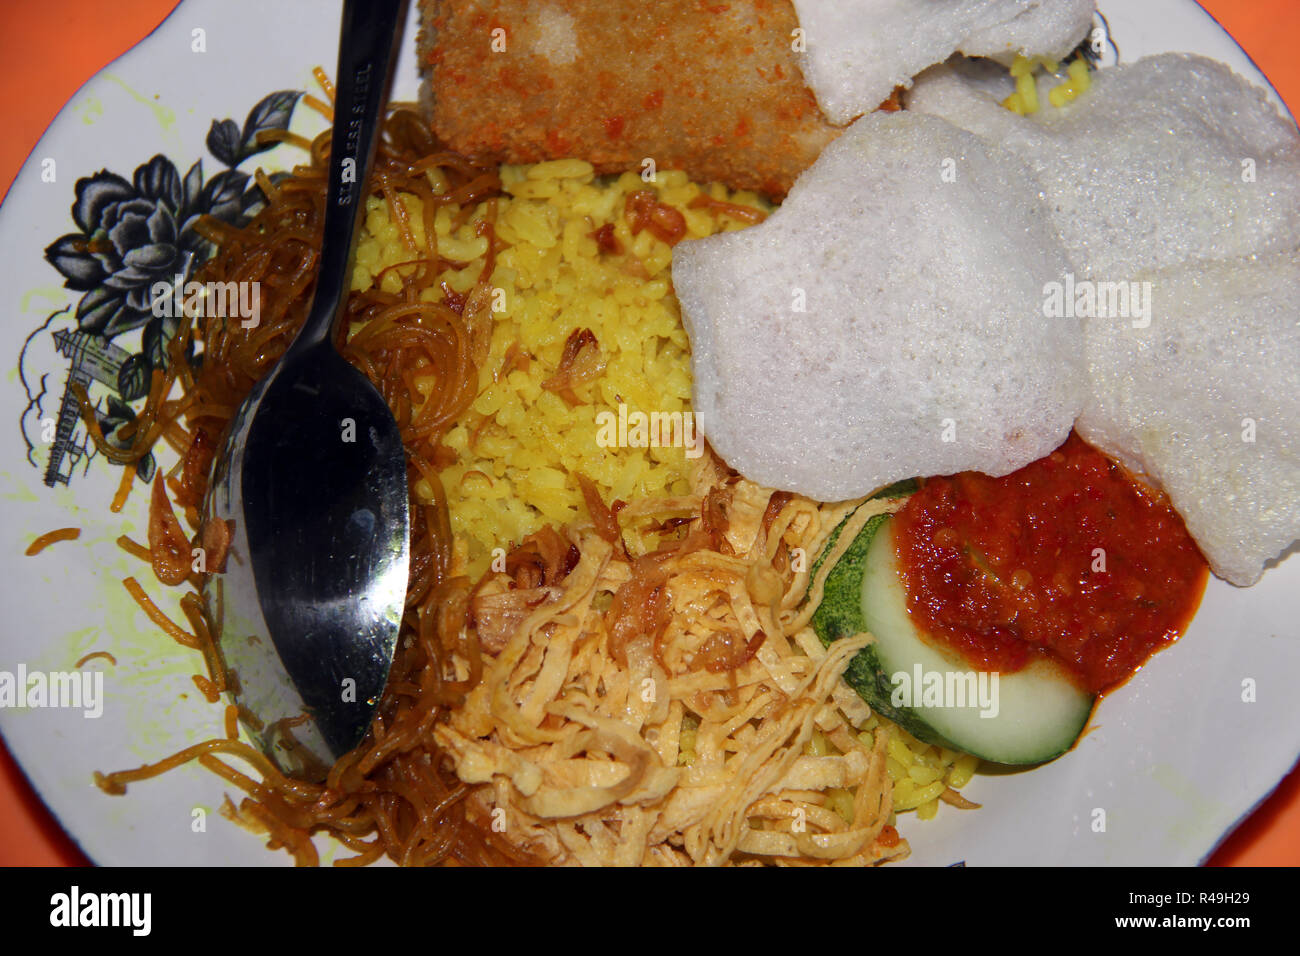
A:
434,456,909,865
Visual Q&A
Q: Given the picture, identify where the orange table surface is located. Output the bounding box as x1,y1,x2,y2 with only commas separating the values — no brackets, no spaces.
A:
2,0,1299,867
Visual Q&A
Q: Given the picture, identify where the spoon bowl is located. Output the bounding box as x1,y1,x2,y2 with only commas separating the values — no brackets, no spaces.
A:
205,346,408,780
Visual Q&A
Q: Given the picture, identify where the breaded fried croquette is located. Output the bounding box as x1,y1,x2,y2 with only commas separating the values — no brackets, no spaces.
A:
417,0,859,198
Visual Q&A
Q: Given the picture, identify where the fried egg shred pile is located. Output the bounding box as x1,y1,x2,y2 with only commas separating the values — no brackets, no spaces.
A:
437,456,915,866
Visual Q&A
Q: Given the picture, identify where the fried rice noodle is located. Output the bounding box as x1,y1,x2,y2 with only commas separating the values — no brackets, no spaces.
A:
93,104,532,867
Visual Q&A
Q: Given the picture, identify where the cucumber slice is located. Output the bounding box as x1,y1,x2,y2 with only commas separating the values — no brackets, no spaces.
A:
811,506,1094,766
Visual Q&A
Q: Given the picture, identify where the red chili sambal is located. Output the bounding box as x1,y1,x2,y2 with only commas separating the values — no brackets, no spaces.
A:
892,432,1208,694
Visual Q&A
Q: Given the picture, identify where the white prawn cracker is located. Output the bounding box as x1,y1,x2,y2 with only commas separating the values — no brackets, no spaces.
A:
672,111,1084,501
791,0,1094,124
907,54,1300,279
1078,253,1300,587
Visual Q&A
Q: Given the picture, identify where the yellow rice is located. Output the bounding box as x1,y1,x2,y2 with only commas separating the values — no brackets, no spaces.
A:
352,162,765,579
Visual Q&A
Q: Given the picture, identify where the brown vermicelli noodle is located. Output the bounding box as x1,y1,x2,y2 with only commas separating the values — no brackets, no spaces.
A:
24,527,81,556
89,94,535,866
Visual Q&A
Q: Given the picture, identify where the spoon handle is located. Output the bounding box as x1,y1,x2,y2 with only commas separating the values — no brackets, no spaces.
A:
289,0,409,355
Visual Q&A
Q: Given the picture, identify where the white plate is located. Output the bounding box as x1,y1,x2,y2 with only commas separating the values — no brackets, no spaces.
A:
1,0,1296,866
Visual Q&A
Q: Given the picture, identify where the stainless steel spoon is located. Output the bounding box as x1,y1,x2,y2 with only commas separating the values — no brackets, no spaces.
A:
202,0,411,781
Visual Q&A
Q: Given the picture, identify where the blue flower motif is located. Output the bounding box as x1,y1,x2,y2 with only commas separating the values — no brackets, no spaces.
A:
43,90,302,344
46,155,230,338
